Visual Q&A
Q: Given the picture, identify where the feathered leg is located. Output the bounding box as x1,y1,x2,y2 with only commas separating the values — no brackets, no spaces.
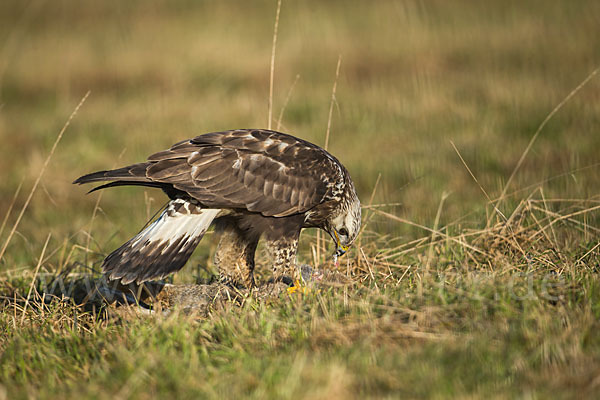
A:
264,235,301,285
213,217,259,288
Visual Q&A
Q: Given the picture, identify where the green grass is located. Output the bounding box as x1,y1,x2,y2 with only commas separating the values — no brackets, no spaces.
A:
1,0,600,398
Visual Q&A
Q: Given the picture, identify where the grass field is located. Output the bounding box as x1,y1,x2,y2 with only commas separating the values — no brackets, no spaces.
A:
1,0,600,398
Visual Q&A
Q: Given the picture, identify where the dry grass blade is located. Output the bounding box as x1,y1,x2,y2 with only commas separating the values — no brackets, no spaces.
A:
276,73,300,130
20,233,51,325
85,148,127,264
362,202,403,209
419,191,448,296
530,203,600,240
0,91,90,262
425,192,449,271
324,55,342,151
0,179,23,241
539,187,560,250
360,247,378,290
373,208,489,257
358,173,381,249
397,265,412,284
577,241,600,264
85,190,104,264
488,163,600,205
267,0,282,130
450,140,506,224
492,67,599,221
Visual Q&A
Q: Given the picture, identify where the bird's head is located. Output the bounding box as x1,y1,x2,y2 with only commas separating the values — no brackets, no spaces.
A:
325,196,361,264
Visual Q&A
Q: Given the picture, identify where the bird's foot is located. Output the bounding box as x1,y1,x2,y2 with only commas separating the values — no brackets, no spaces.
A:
285,264,324,295
287,280,311,295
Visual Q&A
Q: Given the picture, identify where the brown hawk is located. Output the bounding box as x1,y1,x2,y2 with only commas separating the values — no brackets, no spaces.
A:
74,129,361,287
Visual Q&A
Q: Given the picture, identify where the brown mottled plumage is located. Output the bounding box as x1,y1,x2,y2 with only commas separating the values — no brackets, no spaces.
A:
74,129,361,286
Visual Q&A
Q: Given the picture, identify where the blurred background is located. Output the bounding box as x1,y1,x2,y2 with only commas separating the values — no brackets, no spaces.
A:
0,0,599,270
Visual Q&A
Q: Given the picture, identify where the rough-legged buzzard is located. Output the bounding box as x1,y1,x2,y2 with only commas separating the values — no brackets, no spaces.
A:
74,129,361,287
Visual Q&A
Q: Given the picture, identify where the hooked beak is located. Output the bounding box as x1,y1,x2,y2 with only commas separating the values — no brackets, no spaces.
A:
331,229,349,265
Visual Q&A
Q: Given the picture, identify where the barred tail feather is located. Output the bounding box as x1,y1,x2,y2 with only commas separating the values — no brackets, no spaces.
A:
103,199,220,284
73,163,150,185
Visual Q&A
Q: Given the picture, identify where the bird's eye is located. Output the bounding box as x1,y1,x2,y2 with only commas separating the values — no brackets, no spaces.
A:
338,228,349,237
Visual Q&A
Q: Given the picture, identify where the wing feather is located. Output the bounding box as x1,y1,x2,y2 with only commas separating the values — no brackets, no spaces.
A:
80,129,342,217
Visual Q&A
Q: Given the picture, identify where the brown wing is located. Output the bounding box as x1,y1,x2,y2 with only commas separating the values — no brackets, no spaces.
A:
123,129,343,217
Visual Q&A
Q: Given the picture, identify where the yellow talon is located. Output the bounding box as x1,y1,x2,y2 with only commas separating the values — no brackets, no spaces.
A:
287,280,310,295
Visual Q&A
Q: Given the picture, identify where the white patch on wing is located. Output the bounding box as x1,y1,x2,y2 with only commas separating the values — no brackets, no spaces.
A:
232,159,242,169
130,204,220,253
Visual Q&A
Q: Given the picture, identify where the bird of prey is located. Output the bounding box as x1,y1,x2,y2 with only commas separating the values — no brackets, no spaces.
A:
74,129,361,287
